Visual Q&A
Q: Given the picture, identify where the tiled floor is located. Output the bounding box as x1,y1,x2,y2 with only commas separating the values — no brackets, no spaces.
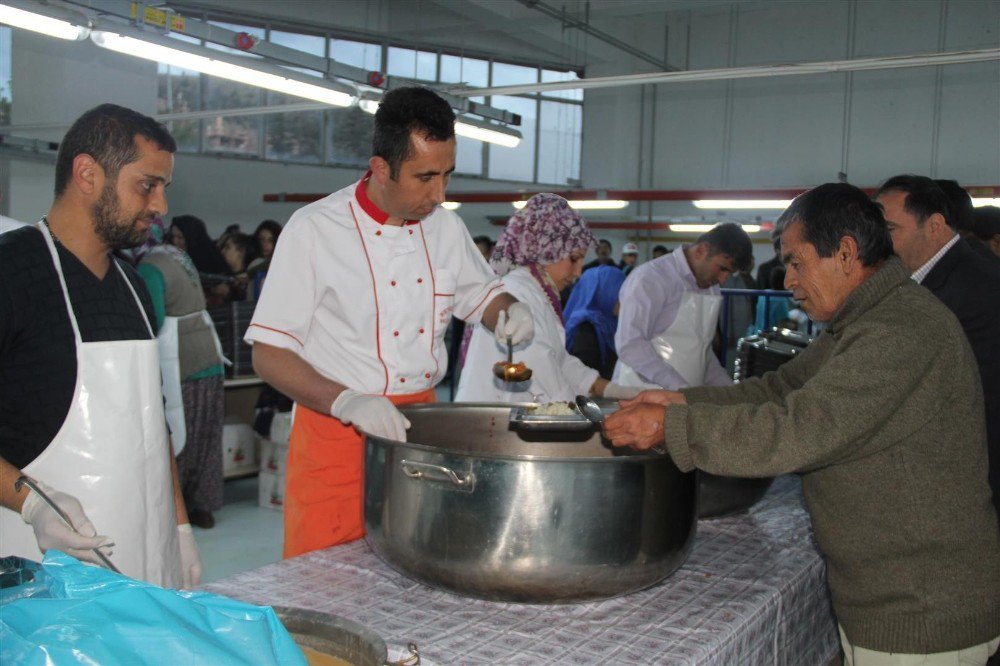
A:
197,383,455,584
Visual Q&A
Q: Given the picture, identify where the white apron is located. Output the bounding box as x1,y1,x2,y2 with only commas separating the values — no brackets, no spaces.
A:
157,310,228,455
613,291,723,388
0,223,183,587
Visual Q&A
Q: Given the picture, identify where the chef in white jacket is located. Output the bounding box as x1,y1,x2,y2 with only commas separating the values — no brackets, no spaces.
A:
613,223,753,390
247,87,534,558
457,194,639,404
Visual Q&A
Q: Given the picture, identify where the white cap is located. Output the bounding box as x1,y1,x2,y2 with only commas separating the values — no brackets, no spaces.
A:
623,242,638,254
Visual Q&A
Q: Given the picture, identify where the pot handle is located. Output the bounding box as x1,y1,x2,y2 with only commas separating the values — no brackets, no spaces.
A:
385,642,420,666
401,460,475,492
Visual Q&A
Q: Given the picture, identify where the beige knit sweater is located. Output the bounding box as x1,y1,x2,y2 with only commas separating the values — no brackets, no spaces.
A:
667,256,1000,653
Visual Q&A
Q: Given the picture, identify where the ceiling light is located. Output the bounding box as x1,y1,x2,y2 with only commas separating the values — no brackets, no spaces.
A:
693,200,793,210
455,116,522,148
669,223,762,233
972,198,1000,207
512,200,628,210
90,27,356,107
358,98,380,115
440,202,461,210
0,4,88,40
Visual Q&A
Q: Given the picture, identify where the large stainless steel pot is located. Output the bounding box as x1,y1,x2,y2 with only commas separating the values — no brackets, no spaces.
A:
364,403,697,603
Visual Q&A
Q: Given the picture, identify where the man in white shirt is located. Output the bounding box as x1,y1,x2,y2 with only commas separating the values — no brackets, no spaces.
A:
613,223,752,390
876,174,1000,517
246,87,534,557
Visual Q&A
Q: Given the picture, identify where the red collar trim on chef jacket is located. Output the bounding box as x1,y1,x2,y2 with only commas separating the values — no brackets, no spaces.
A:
355,171,420,226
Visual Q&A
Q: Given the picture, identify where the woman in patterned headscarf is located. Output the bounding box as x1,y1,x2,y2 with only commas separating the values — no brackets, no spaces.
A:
456,194,639,403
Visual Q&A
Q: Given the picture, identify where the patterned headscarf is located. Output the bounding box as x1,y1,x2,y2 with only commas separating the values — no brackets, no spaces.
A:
139,216,201,287
490,194,598,277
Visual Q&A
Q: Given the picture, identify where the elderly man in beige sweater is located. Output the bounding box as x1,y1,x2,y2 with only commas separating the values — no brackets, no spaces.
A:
605,183,1000,665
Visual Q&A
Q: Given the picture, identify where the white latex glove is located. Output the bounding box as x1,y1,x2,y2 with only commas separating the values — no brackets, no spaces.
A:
494,301,535,346
603,383,645,400
330,389,410,441
177,523,202,588
20,480,112,565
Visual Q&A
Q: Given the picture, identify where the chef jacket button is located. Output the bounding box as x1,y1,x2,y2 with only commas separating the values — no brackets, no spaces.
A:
408,229,414,235
375,230,382,236
399,377,406,383
391,280,397,286
417,278,423,284
419,328,425,334
393,331,399,337
424,373,431,379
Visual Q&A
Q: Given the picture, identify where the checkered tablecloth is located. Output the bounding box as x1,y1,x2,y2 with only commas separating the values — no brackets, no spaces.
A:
205,474,838,665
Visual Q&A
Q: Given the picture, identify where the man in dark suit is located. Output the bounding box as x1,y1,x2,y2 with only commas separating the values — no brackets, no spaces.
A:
877,175,1000,516
755,234,782,291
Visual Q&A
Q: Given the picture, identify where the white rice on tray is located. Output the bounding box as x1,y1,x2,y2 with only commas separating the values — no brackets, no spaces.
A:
528,401,578,416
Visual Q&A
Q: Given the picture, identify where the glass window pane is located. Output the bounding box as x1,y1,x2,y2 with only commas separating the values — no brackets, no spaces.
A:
387,47,436,80
265,92,322,164
541,69,582,101
327,106,374,168
269,30,325,56
487,95,536,182
201,75,262,155
331,39,381,71
491,62,538,87
537,101,582,185
155,33,200,152
455,94,485,176
1,27,12,126
440,55,488,87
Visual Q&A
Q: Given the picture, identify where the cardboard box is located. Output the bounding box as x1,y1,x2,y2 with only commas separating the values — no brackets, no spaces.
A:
258,438,289,511
222,419,260,477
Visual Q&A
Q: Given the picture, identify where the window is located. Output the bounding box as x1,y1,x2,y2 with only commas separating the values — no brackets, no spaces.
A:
148,21,581,183
0,27,11,126
538,101,582,185
387,47,436,80
265,30,325,163
488,95,536,182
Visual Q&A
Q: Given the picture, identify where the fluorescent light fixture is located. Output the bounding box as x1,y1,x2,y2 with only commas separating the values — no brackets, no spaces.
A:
512,200,628,210
0,4,88,40
455,115,522,148
693,199,793,210
90,27,356,107
440,202,461,210
358,98,380,114
669,223,762,233
972,198,1000,207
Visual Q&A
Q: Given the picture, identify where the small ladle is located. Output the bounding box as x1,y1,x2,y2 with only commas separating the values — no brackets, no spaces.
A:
575,395,605,428
493,335,533,382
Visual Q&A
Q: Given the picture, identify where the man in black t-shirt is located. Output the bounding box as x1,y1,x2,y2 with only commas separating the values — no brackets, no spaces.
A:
0,104,201,588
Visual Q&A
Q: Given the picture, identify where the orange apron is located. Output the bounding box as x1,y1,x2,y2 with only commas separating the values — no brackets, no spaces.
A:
283,388,436,558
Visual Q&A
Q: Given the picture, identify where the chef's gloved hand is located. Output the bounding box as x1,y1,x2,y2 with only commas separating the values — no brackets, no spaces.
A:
177,523,202,588
494,302,535,346
602,382,644,400
21,480,112,565
331,389,410,441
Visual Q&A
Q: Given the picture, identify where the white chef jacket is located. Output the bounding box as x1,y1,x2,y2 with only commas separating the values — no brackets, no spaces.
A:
614,247,731,389
456,267,599,403
245,175,505,396
0,214,29,235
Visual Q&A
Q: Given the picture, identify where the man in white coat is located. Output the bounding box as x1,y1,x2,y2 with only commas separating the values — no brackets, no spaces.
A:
613,223,752,390
247,87,534,558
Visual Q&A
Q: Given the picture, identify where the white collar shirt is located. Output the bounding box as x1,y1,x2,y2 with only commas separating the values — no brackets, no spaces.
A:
245,176,505,395
911,233,959,284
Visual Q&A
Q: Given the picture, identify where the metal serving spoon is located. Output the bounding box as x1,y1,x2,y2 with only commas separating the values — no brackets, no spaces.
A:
575,395,605,428
493,335,533,382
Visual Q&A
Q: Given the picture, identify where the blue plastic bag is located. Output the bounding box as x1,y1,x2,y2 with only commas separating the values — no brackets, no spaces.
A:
0,551,307,665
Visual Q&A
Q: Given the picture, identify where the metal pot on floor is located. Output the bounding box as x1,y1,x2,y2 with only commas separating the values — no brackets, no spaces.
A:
364,403,697,603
